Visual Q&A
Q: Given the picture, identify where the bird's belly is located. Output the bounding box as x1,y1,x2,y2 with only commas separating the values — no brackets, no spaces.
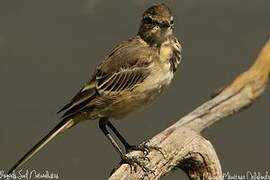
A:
106,66,174,119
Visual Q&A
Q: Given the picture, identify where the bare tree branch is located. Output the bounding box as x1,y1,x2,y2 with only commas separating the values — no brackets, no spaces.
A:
109,37,270,180
178,136,222,180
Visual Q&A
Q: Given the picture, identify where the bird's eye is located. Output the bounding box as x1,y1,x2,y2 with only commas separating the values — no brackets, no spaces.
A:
170,19,174,25
143,16,153,24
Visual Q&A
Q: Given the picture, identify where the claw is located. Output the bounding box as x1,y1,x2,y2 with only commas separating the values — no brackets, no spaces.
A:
127,145,149,155
127,142,165,158
121,155,153,174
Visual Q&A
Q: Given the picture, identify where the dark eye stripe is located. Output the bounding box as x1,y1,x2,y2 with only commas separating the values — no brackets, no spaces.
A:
143,16,171,28
143,16,155,24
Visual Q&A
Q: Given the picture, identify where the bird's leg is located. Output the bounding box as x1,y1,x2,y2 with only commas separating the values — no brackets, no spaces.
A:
99,118,151,173
99,118,125,158
106,121,147,155
106,120,131,150
106,121,164,157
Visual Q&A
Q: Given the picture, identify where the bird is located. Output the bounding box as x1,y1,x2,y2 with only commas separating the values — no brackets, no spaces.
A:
8,3,182,174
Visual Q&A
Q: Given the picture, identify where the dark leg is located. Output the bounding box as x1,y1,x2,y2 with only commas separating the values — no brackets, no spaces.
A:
106,120,164,157
106,121,131,150
98,118,151,173
107,121,150,155
98,117,125,158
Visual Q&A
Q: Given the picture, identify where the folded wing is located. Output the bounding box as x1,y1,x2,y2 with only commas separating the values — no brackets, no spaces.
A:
58,37,155,119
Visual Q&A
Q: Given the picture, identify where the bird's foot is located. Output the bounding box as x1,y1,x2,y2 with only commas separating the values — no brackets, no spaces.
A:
126,141,165,157
121,155,154,174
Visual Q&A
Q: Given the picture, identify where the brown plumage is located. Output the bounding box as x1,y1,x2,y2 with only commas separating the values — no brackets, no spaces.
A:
58,37,155,120
8,3,182,174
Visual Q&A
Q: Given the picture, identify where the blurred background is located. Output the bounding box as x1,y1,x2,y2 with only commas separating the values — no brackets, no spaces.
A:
0,0,269,179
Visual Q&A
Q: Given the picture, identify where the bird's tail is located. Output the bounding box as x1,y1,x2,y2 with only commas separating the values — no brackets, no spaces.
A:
8,118,75,174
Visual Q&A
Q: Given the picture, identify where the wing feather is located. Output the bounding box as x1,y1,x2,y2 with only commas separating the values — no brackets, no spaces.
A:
96,67,150,95
57,81,96,115
57,37,154,119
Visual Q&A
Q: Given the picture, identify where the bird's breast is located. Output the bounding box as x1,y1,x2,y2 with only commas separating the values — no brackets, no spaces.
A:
142,62,173,91
106,62,174,119
134,60,174,105
159,45,172,63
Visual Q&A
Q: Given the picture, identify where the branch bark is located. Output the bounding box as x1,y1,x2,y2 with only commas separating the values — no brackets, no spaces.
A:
109,37,270,180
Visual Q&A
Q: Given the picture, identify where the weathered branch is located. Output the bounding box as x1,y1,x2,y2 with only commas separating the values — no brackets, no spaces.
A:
177,135,222,180
109,37,270,180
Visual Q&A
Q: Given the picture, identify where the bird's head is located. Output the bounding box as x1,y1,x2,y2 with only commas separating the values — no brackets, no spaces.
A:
138,3,174,46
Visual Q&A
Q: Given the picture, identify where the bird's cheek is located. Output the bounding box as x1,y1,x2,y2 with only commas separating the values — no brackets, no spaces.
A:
162,27,172,38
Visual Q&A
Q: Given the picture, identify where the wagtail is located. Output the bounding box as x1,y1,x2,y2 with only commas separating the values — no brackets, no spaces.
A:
8,3,182,173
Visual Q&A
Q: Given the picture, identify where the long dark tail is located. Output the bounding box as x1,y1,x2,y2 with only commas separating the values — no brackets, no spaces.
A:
8,118,75,174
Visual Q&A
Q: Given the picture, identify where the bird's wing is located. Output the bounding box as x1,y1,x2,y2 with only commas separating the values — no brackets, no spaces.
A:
57,80,97,115
95,67,150,95
58,37,155,118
